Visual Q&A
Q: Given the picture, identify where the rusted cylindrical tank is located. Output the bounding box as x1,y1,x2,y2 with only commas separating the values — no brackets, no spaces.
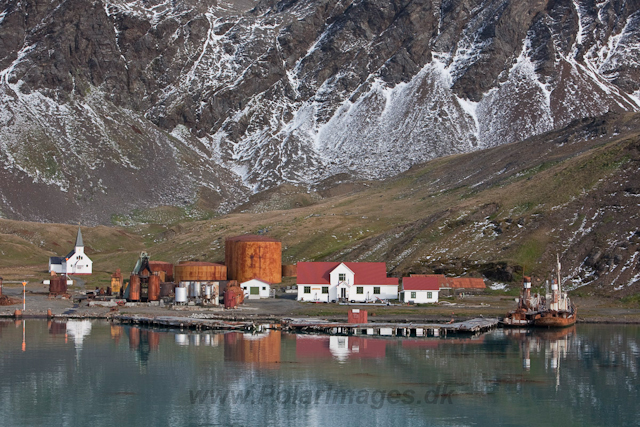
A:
149,261,174,282
49,275,68,295
129,275,141,302
282,264,297,277
225,235,282,283
174,262,227,283
160,282,174,297
148,274,160,301
224,288,241,309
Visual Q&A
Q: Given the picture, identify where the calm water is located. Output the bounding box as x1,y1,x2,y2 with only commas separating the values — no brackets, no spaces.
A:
0,320,638,427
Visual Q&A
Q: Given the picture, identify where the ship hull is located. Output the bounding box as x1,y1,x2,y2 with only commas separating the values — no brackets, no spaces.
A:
533,311,577,328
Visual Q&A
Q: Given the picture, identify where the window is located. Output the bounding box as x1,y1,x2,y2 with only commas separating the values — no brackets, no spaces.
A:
262,287,266,291
250,287,259,295
427,292,432,299
322,286,329,294
339,273,346,282
356,287,363,294
411,292,416,299
304,286,311,294
373,287,380,295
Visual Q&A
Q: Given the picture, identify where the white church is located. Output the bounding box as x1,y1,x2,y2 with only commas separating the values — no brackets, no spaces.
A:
48,227,93,275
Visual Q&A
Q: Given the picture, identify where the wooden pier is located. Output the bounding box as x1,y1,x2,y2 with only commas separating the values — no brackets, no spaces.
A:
283,317,499,337
113,315,278,332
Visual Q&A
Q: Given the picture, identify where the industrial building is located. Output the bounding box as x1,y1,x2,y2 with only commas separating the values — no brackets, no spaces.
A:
48,227,92,275
240,279,271,299
410,274,487,296
173,261,226,306
400,276,440,303
296,262,398,302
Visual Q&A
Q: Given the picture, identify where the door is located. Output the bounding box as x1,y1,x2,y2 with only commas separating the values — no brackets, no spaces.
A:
340,288,346,299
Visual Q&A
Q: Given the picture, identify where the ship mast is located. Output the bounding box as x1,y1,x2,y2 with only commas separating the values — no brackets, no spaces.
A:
556,253,562,294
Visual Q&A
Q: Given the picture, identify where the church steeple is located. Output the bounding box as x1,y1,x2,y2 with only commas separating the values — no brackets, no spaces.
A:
75,227,84,248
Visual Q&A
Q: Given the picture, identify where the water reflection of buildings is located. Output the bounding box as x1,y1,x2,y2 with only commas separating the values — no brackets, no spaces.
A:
66,320,92,349
175,332,223,347
296,335,387,361
125,327,163,368
504,327,576,385
224,331,281,366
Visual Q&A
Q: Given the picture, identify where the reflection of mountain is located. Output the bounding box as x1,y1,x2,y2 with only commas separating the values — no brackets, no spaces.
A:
401,335,486,350
296,335,386,360
224,331,281,366
0,320,10,337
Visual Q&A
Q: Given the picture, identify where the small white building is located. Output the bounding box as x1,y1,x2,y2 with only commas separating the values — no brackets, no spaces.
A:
400,276,439,304
241,278,271,299
48,227,93,275
297,262,398,302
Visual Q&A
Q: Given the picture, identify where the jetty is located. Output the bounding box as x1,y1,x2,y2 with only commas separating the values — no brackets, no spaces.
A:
113,315,498,336
283,317,498,336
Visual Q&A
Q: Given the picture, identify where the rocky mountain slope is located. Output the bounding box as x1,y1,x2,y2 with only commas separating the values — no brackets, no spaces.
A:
1,0,639,223
1,111,639,294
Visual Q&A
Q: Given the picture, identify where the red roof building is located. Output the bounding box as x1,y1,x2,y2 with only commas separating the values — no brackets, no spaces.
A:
400,276,440,304
410,274,487,290
297,262,398,302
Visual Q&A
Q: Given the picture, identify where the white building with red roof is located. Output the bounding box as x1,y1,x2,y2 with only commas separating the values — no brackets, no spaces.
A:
400,276,439,304
296,262,398,302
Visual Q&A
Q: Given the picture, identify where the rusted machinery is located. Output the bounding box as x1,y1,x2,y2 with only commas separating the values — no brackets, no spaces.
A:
110,269,123,296
49,274,68,296
225,235,282,284
224,280,245,309
126,252,162,302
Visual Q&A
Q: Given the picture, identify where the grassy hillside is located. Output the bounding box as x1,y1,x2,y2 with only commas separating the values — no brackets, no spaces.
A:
1,112,639,296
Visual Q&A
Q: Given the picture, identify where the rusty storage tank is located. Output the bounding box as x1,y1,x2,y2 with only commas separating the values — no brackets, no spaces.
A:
149,261,174,282
49,275,68,295
174,262,227,283
128,275,141,302
160,282,174,297
282,264,297,278
225,235,282,284
148,274,160,301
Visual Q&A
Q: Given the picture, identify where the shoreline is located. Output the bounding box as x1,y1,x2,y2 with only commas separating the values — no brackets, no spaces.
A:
2,311,640,325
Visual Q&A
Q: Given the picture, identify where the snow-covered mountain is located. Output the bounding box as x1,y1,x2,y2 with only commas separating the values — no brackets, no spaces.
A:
1,0,639,223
